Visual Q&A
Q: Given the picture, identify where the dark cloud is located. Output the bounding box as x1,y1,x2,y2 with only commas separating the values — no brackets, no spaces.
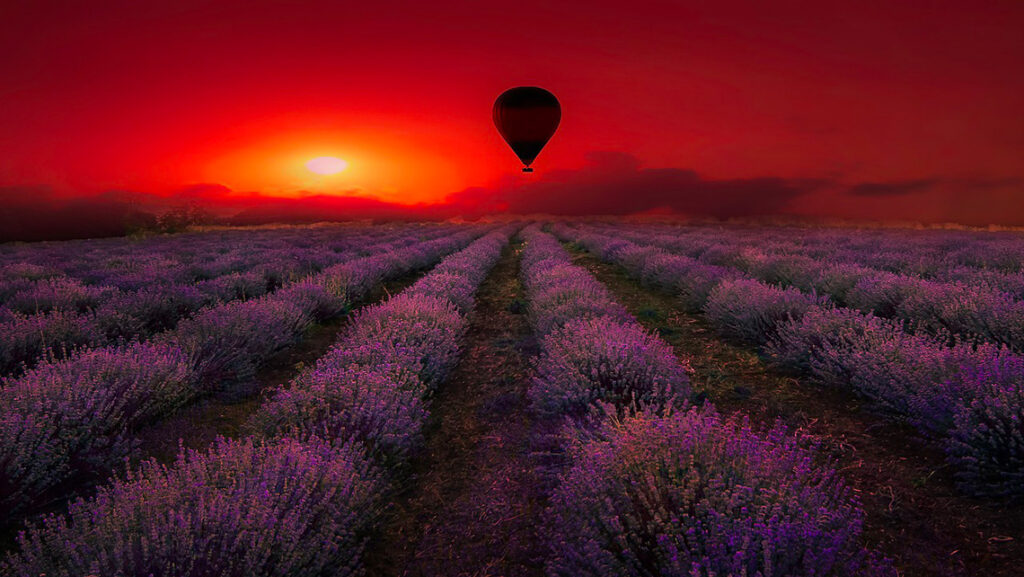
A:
447,152,823,218
0,185,458,242
4,159,1022,242
228,195,451,225
846,179,940,197
948,176,1024,190
0,186,157,242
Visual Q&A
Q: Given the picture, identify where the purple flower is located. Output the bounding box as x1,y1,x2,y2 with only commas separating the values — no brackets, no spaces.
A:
0,310,104,375
0,342,194,516
704,279,827,345
532,316,691,420
948,368,1024,498
3,436,386,577
543,409,892,576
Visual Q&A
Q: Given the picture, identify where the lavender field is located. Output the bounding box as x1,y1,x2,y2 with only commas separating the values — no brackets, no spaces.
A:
1,222,1023,576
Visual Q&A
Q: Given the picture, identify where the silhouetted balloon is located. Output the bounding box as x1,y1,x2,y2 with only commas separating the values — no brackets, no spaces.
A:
493,87,560,173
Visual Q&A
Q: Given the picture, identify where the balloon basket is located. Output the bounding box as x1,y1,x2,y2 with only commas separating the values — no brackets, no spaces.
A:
522,167,534,173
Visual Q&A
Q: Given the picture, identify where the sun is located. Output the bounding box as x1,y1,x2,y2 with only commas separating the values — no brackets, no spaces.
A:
305,156,348,175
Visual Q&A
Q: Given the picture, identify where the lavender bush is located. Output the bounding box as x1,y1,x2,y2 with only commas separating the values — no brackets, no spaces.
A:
195,270,269,302
0,342,193,515
0,227,507,573
3,437,385,577
521,229,629,337
0,310,104,375
406,271,478,314
559,224,1024,498
171,297,312,389
253,228,511,471
704,278,826,345
0,225,486,523
6,277,117,314
554,227,741,313
529,273,630,336
345,293,465,389
532,316,691,420
543,409,891,576
813,263,877,306
948,369,1024,498
594,222,1024,352
767,307,1024,435
0,225,469,374
251,357,427,467
93,284,206,339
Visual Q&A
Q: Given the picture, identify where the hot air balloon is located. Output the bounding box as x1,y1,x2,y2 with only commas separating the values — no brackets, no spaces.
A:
493,86,560,173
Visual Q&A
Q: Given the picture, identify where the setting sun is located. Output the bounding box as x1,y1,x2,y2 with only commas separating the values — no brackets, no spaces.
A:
305,156,348,175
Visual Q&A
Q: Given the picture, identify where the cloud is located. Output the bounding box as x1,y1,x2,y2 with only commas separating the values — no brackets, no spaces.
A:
0,185,157,242
846,179,940,197
3,159,1023,242
844,176,1024,198
227,194,451,225
447,151,824,218
0,185,456,241
947,176,1024,190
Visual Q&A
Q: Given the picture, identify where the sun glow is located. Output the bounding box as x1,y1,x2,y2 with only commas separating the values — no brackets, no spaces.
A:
201,123,479,203
305,156,348,175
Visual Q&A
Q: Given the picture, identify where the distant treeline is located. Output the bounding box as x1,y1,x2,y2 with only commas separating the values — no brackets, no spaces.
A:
1,196,154,243
0,187,449,243
0,196,220,243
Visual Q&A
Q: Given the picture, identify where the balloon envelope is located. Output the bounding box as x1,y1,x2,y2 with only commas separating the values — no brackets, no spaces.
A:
493,87,560,171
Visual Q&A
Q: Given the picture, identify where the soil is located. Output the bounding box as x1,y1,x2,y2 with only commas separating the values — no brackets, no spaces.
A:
0,271,425,553
567,244,1024,577
367,241,547,577
135,271,425,464
9,237,1023,577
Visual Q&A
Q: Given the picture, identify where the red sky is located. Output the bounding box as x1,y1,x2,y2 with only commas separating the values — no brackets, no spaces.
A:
2,0,1023,224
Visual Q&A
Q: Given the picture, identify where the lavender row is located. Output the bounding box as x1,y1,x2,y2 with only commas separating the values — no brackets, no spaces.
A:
251,228,512,467
0,225,442,313
0,226,461,376
520,226,689,421
0,228,484,521
519,227,888,576
593,223,1024,352
3,436,383,577
0,226,375,315
560,225,1024,498
612,222,1024,277
0,224,416,291
2,229,513,576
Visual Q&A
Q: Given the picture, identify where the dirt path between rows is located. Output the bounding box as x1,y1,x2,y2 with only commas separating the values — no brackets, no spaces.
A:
569,246,1024,577
135,271,425,463
368,242,546,577
0,271,427,554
